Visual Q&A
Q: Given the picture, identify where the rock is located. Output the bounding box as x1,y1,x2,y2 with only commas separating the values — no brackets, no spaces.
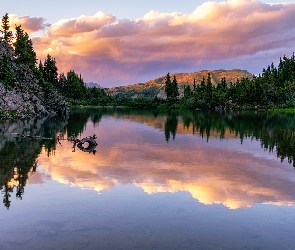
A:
0,40,68,120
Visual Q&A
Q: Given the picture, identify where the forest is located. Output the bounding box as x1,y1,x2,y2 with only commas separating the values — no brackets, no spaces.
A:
1,13,295,110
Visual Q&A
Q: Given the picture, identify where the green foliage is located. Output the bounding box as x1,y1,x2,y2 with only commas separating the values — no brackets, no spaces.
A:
58,72,67,94
183,85,192,99
172,75,179,100
0,55,16,89
64,70,87,99
42,54,58,88
176,53,295,110
0,13,13,43
14,25,37,70
164,72,172,100
165,73,179,104
86,86,106,99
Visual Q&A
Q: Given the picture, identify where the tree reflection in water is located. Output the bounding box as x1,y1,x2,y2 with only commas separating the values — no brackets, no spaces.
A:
2,108,295,209
179,111,295,167
164,111,178,142
0,116,67,209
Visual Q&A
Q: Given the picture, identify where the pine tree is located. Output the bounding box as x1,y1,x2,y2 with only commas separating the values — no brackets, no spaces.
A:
14,25,37,70
165,72,173,102
34,60,47,88
58,73,67,95
184,85,191,99
64,70,87,99
205,73,212,106
193,78,196,93
38,60,44,72
43,54,58,88
199,76,206,96
172,75,179,101
0,13,13,43
0,55,16,89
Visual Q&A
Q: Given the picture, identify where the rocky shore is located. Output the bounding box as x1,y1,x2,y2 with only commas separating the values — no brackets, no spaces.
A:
0,40,68,120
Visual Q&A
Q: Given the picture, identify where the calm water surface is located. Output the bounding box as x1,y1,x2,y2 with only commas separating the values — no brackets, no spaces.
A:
1,108,295,249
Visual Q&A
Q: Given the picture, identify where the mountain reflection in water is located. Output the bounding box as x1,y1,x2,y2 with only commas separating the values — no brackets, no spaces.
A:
1,108,295,210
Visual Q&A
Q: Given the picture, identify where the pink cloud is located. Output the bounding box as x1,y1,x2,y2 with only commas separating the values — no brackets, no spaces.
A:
31,0,295,87
48,11,116,37
9,14,49,34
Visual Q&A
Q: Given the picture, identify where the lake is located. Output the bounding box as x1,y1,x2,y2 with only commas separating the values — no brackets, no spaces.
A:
1,108,295,249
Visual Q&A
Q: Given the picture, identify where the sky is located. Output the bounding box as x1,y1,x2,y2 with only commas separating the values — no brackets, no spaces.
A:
1,0,295,87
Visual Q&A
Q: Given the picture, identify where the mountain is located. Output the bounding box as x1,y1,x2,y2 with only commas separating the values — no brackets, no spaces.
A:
106,69,253,98
86,82,102,88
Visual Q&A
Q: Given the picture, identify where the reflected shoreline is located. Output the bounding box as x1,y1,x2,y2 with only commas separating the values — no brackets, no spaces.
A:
2,108,295,210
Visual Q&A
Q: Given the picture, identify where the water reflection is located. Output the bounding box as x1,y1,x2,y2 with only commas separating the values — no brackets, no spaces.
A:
2,108,295,209
0,116,67,209
36,108,295,209
164,111,178,142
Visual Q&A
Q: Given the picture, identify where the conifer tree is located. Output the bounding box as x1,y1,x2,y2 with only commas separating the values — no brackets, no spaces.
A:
0,55,16,89
64,70,87,99
205,73,212,103
43,54,58,88
199,76,206,96
14,25,37,70
165,73,179,104
172,75,179,101
38,60,44,72
0,13,13,43
58,73,67,95
165,72,173,101
193,78,196,93
184,85,191,99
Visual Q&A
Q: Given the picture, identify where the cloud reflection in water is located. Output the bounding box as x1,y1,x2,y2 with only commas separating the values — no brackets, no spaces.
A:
36,116,295,209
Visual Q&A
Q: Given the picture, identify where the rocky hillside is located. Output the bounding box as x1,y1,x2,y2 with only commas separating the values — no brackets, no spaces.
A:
0,40,68,120
106,69,253,98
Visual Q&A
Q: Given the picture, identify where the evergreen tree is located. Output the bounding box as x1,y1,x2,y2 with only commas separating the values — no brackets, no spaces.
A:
34,60,47,88
205,73,212,105
58,73,67,95
199,77,206,97
184,85,191,99
0,55,16,89
165,72,173,102
193,78,196,94
14,25,37,70
0,13,13,43
165,73,179,104
38,60,44,72
43,54,58,88
172,75,179,101
64,70,87,99
86,86,106,99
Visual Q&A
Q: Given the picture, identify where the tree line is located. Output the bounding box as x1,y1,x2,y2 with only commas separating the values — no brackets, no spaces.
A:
164,54,295,110
0,13,105,101
1,13,295,110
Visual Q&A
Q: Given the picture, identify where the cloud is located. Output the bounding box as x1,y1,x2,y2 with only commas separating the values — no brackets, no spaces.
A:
48,11,116,37
30,0,295,86
9,14,49,34
36,115,295,210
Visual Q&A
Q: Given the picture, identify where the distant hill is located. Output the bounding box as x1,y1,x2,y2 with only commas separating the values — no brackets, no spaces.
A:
105,69,253,98
86,82,102,88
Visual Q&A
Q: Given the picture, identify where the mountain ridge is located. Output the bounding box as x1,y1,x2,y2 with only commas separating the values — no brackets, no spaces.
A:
105,69,253,98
